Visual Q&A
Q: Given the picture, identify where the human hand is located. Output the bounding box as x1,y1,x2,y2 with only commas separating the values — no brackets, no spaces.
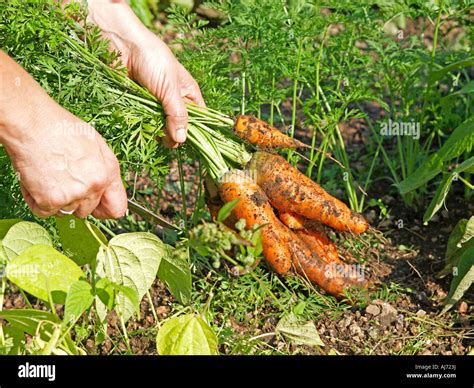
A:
0,51,127,219
5,105,127,219
84,0,205,148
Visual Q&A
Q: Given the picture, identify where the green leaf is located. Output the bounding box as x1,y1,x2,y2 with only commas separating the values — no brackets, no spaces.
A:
96,232,164,322
55,216,108,266
396,117,474,195
443,247,474,313
0,219,21,239
0,309,60,345
430,58,474,82
217,199,240,222
6,244,84,304
423,158,474,223
1,326,26,355
449,80,474,96
95,278,139,314
156,314,218,355
2,221,52,261
395,154,443,195
276,313,324,347
63,280,94,327
436,117,474,161
439,217,474,278
157,245,192,305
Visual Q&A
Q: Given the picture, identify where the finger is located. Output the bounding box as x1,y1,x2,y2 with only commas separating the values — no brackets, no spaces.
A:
92,177,127,220
55,201,81,217
73,194,103,219
161,133,180,149
161,85,188,144
183,86,206,108
21,186,57,218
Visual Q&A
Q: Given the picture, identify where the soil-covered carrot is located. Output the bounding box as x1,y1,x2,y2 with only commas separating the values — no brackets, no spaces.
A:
219,170,292,274
234,115,309,149
289,231,367,298
278,211,305,230
295,228,341,265
250,151,369,234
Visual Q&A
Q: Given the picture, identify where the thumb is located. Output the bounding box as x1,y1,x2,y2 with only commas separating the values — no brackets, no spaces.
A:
161,86,188,144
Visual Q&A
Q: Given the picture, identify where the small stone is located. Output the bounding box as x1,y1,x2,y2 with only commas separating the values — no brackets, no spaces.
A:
430,214,440,223
349,323,363,337
366,210,377,224
366,304,381,316
416,309,427,317
376,302,398,326
431,236,438,243
459,301,468,314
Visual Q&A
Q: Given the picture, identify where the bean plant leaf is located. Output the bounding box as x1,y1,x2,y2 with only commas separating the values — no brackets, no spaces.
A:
423,157,474,223
157,245,192,305
55,215,108,265
396,117,474,195
96,232,165,322
6,244,84,304
1,325,26,355
442,247,474,313
438,217,474,278
276,313,324,347
2,221,52,261
0,219,21,239
0,309,60,346
63,280,94,327
156,314,218,355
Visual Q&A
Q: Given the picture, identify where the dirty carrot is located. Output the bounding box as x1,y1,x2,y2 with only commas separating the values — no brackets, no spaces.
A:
278,211,305,230
250,151,369,234
218,170,292,274
234,115,309,149
288,231,367,298
295,228,342,265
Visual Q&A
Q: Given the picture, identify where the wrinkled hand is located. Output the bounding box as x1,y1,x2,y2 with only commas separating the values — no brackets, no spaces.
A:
119,34,205,148
6,104,127,219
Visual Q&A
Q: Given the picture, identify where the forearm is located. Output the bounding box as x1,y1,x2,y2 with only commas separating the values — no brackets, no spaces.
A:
0,51,53,150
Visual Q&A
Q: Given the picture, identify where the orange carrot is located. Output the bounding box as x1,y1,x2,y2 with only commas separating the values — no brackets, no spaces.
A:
219,170,292,274
234,115,309,149
295,228,341,265
289,231,367,298
278,211,305,230
250,151,369,234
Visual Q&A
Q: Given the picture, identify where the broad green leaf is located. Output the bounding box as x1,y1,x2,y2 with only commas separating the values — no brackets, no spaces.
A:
156,314,218,355
423,158,474,223
396,117,474,195
395,154,443,194
95,278,140,314
0,219,21,239
437,117,474,161
0,309,60,345
276,313,324,347
430,58,474,82
96,232,164,322
6,244,84,304
63,280,94,327
2,221,52,261
217,199,240,222
449,80,474,96
55,215,107,265
443,247,474,313
1,325,26,355
157,245,192,305
439,217,474,278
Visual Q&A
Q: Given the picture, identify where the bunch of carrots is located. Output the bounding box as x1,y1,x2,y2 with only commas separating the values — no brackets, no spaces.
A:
207,116,370,299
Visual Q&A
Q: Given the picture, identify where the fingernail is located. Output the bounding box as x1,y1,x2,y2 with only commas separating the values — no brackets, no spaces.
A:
175,126,187,143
